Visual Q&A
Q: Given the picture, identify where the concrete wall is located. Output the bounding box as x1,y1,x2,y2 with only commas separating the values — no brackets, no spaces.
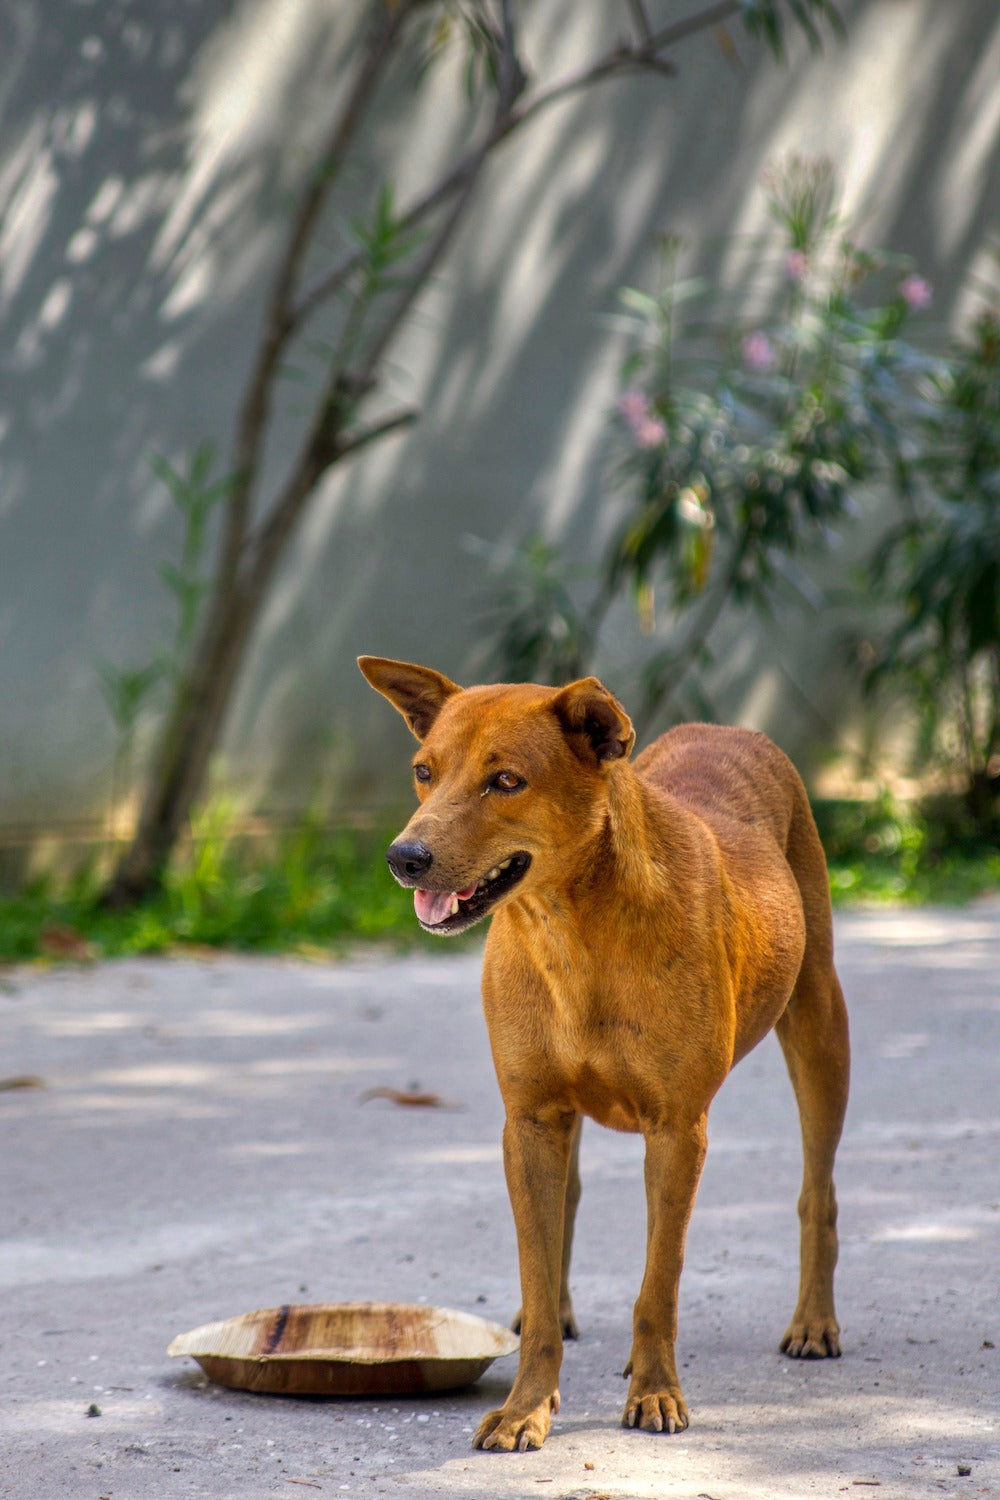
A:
2,0,999,841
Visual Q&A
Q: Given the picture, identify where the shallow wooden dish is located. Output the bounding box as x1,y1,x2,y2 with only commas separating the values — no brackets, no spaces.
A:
168,1302,519,1396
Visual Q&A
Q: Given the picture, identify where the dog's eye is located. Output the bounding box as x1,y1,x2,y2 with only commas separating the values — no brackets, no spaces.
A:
413,763,432,784
491,770,525,793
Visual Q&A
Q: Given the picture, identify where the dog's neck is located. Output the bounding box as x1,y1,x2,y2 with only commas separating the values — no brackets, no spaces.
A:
600,760,659,889
496,762,694,969
573,761,700,919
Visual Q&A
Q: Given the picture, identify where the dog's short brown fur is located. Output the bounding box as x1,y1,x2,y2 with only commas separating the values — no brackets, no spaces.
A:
359,657,850,1452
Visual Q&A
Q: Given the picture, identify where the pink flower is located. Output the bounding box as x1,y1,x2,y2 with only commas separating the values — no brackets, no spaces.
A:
900,274,932,310
742,331,776,371
618,389,667,449
635,416,667,449
618,388,650,424
785,249,809,282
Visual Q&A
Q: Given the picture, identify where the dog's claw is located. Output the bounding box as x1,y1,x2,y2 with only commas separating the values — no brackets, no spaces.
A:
473,1393,557,1453
780,1319,841,1360
622,1387,689,1435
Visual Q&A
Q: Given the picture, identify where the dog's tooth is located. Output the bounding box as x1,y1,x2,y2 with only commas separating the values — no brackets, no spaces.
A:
498,858,511,870
487,867,500,882
450,897,459,916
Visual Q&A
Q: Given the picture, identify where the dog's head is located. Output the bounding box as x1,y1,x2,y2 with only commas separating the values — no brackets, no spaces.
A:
358,656,635,935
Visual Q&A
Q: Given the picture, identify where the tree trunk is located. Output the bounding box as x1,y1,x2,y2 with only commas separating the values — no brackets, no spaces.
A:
100,580,261,906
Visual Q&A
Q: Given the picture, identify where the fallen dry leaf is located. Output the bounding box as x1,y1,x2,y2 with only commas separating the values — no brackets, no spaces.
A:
40,925,94,961
359,1087,461,1109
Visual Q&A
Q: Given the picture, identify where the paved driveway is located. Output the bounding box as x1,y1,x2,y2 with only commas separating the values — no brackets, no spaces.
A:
1,903,998,1498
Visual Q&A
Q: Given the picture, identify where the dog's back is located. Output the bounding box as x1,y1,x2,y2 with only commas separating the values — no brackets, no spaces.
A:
638,721,836,967
637,721,805,847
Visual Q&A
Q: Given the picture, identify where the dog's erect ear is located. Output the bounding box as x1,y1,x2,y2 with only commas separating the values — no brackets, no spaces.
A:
550,677,635,764
357,656,462,740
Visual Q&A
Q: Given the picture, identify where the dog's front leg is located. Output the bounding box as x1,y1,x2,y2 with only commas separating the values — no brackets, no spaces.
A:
511,1112,582,1340
473,1108,575,1452
623,1113,708,1434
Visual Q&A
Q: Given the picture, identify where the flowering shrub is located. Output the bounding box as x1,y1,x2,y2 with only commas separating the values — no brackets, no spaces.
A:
607,157,934,720
618,389,668,449
484,158,996,830
863,300,1000,832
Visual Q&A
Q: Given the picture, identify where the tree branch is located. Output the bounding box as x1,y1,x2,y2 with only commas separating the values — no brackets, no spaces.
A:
354,153,489,392
251,0,751,605
242,404,415,605
292,12,694,333
496,0,528,108
626,0,656,46
334,406,421,462
220,0,419,590
355,0,531,379
243,3,534,602
649,0,741,51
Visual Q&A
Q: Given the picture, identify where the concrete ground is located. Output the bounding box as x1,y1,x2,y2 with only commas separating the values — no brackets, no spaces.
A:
1,902,998,1500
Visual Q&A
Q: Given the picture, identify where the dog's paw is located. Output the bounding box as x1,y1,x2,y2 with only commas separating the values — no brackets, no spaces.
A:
472,1393,558,1452
622,1387,689,1435
780,1318,841,1359
511,1303,580,1340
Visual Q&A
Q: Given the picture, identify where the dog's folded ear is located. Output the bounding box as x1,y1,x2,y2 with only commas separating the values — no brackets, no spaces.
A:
358,656,461,740
551,677,636,764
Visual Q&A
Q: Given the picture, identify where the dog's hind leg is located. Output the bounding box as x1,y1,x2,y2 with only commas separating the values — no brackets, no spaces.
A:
776,801,850,1359
512,1114,582,1340
558,1115,583,1337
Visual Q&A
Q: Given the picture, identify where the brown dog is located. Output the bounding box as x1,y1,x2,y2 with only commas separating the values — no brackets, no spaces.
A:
359,656,850,1452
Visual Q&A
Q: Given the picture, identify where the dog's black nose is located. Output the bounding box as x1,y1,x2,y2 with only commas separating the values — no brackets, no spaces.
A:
387,839,434,883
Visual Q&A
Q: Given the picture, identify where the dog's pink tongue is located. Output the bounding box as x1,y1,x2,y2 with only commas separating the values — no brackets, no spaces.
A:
414,884,477,927
414,889,453,927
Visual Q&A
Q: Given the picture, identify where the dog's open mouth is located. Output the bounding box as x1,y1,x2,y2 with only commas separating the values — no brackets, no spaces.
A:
413,853,531,934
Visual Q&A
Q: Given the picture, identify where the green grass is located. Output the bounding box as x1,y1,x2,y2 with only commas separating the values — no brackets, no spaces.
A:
827,850,1000,906
0,797,996,964
815,795,1000,908
0,817,444,963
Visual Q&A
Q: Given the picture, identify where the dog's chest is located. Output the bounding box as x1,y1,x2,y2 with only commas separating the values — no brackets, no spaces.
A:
537,981,678,1133
485,903,734,1130
561,1022,650,1133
